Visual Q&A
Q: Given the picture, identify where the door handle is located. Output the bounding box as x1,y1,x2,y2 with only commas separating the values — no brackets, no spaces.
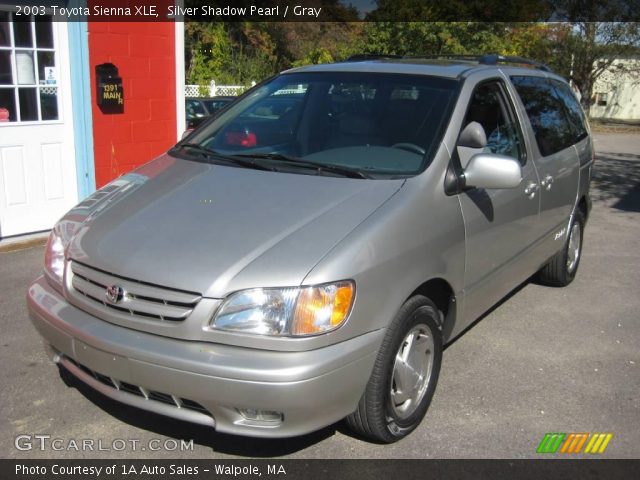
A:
541,175,554,190
524,183,539,198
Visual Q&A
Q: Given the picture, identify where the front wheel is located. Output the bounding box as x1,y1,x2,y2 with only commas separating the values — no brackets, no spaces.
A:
346,295,442,443
537,209,585,286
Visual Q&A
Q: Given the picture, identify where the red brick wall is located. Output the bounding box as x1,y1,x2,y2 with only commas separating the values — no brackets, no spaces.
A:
88,21,177,188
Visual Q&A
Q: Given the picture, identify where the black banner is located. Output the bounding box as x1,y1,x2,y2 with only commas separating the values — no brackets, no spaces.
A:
2,0,640,22
3,459,640,480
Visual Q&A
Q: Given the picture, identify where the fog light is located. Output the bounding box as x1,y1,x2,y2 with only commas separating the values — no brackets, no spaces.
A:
237,408,283,424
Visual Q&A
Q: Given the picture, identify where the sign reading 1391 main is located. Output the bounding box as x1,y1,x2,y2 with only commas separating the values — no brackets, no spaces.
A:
95,63,124,111
100,83,123,106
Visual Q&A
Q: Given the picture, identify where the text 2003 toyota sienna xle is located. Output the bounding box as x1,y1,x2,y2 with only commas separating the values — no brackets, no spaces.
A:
28,55,593,443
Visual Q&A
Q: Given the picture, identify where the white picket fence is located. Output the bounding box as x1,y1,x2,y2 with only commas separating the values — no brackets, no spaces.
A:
185,82,308,98
185,80,255,98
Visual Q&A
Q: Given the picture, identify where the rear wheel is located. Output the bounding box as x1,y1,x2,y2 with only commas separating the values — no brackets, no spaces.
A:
538,209,585,286
346,295,442,443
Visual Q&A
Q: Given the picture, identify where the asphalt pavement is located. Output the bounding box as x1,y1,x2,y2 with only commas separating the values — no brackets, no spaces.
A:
1,132,638,459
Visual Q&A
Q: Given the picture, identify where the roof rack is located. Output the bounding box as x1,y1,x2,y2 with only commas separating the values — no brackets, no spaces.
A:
346,53,553,72
473,54,552,72
346,54,403,61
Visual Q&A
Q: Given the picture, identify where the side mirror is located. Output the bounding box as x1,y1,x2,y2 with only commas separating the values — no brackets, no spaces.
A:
464,153,522,189
458,121,487,149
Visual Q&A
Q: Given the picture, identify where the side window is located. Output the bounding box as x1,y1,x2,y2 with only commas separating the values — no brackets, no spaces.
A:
549,79,588,142
510,76,576,157
462,81,525,163
186,100,205,120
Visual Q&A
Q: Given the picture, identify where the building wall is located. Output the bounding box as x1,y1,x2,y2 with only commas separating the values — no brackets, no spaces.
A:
88,21,177,188
590,58,640,122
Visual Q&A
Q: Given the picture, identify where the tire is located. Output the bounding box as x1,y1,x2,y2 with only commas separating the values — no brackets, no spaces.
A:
537,209,585,287
346,295,443,443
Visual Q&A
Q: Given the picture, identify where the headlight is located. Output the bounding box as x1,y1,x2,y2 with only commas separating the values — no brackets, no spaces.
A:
213,281,354,337
44,220,79,285
44,230,65,284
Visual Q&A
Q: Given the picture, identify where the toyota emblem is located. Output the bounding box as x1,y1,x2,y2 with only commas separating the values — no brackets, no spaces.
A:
105,285,125,304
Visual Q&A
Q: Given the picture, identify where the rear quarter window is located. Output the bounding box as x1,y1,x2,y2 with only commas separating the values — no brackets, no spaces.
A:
549,79,589,142
510,76,577,157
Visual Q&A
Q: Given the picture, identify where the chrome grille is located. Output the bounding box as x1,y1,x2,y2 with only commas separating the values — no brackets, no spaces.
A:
69,261,201,322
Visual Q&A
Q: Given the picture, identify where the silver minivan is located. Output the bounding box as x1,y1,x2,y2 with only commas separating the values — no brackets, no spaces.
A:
28,55,593,443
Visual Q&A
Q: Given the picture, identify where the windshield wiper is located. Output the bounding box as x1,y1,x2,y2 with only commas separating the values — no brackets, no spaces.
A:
174,143,275,172
234,153,370,179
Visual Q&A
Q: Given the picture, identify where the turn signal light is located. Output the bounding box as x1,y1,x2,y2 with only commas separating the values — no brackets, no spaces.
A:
291,282,354,335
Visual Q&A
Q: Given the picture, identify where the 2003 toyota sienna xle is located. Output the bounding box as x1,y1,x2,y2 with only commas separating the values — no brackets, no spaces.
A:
27,54,593,443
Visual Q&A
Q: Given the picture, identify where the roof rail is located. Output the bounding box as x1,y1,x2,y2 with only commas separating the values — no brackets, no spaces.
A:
408,54,552,72
345,53,553,72
479,54,552,72
346,54,403,61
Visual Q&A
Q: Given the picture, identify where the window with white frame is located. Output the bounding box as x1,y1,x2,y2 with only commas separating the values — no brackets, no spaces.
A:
0,11,59,123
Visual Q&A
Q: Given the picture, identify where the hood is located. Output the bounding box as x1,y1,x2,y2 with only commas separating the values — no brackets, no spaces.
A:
67,155,403,297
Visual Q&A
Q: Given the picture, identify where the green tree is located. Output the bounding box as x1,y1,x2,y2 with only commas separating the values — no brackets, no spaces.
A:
362,22,511,56
185,22,234,85
226,22,278,83
557,23,640,107
366,0,551,21
503,1,640,108
184,15,639,115
504,23,573,72
292,47,335,67
266,22,364,68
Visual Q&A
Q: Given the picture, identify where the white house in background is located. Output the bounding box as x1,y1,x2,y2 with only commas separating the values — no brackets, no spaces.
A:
590,57,640,122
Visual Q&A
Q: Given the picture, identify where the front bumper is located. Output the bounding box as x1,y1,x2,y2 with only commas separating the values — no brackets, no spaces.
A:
27,276,383,438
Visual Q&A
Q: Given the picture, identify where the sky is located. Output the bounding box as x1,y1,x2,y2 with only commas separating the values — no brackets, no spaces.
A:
345,0,377,16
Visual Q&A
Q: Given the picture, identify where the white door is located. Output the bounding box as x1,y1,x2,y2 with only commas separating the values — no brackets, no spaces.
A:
0,11,77,237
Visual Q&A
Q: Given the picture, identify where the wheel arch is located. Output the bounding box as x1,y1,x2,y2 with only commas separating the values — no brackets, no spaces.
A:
577,195,590,222
407,277,457,343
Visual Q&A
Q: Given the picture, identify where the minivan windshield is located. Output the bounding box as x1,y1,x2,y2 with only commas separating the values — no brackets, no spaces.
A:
175,72,459,177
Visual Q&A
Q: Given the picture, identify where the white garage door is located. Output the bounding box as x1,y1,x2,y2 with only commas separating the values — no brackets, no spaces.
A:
0,11,77,237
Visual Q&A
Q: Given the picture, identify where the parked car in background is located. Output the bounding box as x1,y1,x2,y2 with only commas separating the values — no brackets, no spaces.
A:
185,96,235,129
28,54,593,443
